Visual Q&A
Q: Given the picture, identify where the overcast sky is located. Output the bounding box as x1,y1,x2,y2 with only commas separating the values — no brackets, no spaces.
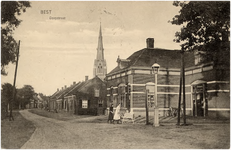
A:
1,1,183,96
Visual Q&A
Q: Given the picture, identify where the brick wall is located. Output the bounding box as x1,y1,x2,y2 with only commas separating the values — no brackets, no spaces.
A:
106,66,230,118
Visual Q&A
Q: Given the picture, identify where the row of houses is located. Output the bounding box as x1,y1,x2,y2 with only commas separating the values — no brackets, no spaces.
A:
48,76,107,115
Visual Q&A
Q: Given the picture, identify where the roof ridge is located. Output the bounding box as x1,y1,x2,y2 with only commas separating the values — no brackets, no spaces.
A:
64,81,82,96
56,87,71,99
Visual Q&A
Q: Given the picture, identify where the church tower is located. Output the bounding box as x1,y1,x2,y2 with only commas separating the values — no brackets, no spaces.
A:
93,23,107,81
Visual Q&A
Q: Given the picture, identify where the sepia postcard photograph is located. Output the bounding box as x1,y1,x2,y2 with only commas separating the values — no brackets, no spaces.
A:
1,1,230,149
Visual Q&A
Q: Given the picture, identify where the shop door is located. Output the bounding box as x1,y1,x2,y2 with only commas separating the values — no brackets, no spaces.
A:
192,84,208,117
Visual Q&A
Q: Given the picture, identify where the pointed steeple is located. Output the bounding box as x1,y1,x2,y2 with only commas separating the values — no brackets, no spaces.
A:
93,22,107,81
97,22,104,60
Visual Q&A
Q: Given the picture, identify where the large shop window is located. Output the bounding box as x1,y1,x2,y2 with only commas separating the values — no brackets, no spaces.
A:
82,100,88,108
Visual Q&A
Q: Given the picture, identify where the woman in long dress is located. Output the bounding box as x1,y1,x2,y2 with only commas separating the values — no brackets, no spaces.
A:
108,104,114,123
113,103,121,123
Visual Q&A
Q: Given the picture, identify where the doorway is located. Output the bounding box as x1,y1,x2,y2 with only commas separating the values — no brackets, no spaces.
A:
192,82,208,117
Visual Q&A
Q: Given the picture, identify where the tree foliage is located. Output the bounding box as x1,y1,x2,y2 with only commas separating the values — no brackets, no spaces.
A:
1,83,15,118
170,1,230,64
2,83,15,104
1,1,31,75
16,85,35,109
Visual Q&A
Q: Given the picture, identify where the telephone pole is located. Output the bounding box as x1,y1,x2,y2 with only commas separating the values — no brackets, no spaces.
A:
10,40,20,121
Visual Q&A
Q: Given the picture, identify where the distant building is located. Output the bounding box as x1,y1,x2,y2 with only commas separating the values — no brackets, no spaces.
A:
93,23,107,81
106,38,230,118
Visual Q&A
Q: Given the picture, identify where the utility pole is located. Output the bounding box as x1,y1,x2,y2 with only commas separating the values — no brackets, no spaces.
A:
182,49,186,125
177,50,183,125
10,40,20,121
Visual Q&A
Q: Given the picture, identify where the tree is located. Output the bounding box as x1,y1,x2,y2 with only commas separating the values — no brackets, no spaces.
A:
170,1,230,125
1,83,15,119
1,1,31,75
17,85,35,109
170,1,230,65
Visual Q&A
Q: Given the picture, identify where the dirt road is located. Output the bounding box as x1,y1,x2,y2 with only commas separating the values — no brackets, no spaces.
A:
20,110,229,149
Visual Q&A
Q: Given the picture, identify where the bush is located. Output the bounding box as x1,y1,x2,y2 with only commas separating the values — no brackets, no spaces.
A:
78,108,97,116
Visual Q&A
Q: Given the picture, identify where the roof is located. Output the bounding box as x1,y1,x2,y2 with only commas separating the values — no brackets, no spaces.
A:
191,80,207,85
32,95,40,101
108,48,195,75
38,93,49,99
78,76,106,94
51,76,105,99
51,82,82,99
64,82,85,97
62,76,106,97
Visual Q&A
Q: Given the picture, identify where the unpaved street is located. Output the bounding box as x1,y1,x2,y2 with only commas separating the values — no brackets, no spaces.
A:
20,110,229,149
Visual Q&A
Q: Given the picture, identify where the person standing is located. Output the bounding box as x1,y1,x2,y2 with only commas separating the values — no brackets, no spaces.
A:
108,104,114,123
113,103,121,124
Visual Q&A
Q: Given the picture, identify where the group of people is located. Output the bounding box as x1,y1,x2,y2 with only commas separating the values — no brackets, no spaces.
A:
107,103,121,124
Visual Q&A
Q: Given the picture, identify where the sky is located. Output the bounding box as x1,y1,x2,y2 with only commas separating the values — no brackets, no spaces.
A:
1,1,183,96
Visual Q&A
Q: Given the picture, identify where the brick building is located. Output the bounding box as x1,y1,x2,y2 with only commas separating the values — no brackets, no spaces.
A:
106,38,230,118
50,76,106,115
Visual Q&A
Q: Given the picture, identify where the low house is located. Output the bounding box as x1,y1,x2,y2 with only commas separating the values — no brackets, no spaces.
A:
63,81,85,114
26,93,39,109
37,93,49,109
77,76,107,115
106,38,230,118
49,85,71,112
64,76,107,115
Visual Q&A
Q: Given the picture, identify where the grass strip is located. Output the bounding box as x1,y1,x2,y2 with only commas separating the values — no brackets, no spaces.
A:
1,111,36,149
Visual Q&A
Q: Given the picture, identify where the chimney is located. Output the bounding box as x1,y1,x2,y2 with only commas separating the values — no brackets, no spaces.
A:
85,76,88,81
62,87,64,90
65,85,67,89
57,88,59,91
146,38,154,49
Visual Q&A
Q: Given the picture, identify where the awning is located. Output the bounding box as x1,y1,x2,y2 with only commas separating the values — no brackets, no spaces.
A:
191,80,207,85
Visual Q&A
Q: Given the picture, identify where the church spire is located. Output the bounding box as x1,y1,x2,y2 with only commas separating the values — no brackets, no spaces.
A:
93,22,107,81
97,22,104,60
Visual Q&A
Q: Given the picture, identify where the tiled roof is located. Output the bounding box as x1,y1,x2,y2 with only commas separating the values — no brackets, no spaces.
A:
108,48,195,75
64,82,85,97
78,76,105,93
51,85,73,100
50,90,59,99
55,87,70,99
